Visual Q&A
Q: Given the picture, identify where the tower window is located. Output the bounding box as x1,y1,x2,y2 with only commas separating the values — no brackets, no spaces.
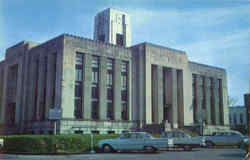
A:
116,34,124,46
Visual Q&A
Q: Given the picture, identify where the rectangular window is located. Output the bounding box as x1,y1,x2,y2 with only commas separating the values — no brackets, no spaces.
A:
75,65,83,81
74,52,84,119
121,61,128,120
121,103,128,120
92,56,99,68
116,33,124,46
76,52,84,65
92,86,99,99
92,70,99,84
121,61,128,73
74,98,82,119
107,58,113,71
107,88,113,100
121,90,127,101
121,75,127,89
107,72,113,86
75,82,83,97
107,102,114,120
91,101,99,120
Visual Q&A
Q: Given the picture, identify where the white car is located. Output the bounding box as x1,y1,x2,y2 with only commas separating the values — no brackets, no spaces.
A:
160,130,206,151
98,132,173,153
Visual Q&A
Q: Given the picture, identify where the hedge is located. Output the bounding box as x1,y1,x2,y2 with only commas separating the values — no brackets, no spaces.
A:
1,134,120,154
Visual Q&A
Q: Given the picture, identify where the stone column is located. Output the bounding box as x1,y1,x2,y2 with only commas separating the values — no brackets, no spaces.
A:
152,65,164,124
168,68,178,128
45,54,57,118
114,59,122,120
196,75,203,123
157,66,164,124
36,55,43,121
205,77,212,124
214,78,220,125
83,54,92,120
177,70,184,127
99,57,107,120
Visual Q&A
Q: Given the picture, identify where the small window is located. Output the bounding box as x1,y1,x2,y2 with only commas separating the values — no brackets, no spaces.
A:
75,130,83,134
91,130,100,134
108,131,115,134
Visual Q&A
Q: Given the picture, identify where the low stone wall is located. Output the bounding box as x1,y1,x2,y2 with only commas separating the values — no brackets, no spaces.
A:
60,119,138,134
203,125,230,135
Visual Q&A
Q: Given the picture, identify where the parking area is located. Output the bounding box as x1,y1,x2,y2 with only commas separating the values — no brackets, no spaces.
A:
0,148,247,160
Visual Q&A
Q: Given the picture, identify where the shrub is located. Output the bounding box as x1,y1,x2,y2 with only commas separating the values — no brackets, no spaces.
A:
2,134,120,154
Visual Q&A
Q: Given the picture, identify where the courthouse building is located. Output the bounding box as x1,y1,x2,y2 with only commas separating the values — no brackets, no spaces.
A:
0,8,229,134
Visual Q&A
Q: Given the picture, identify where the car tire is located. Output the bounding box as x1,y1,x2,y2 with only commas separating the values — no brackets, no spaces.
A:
183,145,192,151
206,141,214,148
144,146,157,153
102,144,114,153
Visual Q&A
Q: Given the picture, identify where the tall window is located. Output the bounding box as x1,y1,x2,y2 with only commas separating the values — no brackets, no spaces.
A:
107,58,114,120
201,76,206,110
51,53,57,107
121,61,128,120
116,33,124,46
192,74,197,123
91,56,100,120
74,53,84,119
218,79,223,124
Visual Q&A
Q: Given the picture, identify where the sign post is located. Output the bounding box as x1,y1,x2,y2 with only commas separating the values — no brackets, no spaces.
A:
48,107,62,135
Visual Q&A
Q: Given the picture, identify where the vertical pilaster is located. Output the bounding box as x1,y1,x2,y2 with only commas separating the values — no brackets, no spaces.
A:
172,68,178,128
83,54,92,120
214,79,220,125
177,70,184,127
152,65,163,124
99,57,107,120
205,77,212,124
196,75,202,123
128,59,132,120
36,54,43,120
45,53,57,118
1,65,8,122
157,66,164,124
114,59,122,120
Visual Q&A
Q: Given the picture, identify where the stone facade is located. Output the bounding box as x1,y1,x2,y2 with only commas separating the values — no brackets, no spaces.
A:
0,8,229,134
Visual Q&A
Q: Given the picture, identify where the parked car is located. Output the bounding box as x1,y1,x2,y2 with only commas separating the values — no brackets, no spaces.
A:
204,130,249,148
239,137,249,153
160,130,206,151
97,132,173,153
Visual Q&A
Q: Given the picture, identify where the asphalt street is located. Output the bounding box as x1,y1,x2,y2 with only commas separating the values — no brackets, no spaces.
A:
0,149,246,160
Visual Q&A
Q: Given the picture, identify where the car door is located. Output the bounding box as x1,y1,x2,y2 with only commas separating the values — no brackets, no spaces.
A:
119,133,144,150
229,132,243,145
117,133,136,150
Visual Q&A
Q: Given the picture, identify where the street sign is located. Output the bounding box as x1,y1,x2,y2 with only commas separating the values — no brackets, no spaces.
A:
48,108,62,120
